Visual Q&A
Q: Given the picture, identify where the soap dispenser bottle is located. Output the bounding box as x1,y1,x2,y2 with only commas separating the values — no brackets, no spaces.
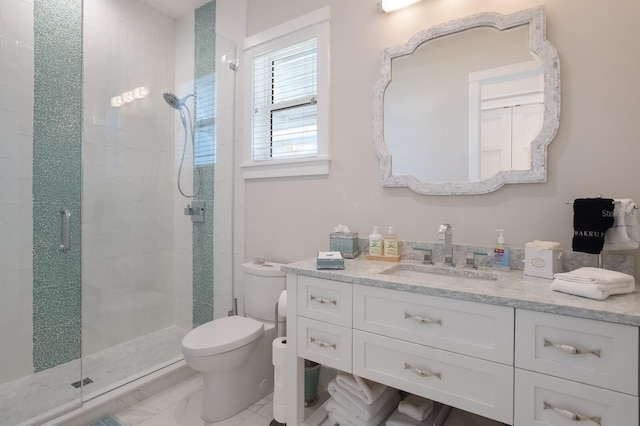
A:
369,226,383,256
384,226,398,257
494,229,510,270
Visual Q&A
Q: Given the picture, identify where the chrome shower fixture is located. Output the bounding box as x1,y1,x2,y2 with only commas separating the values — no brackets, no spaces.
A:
163,91,200,198
162,92,195,110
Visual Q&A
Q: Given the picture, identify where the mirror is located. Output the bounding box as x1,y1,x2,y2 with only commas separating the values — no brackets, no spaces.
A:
373,7,560,195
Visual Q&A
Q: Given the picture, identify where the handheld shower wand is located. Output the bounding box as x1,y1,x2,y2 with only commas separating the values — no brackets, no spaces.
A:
163,92,200,198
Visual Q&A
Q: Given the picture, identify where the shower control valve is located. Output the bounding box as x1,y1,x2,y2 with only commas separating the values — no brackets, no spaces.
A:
184,201,205,222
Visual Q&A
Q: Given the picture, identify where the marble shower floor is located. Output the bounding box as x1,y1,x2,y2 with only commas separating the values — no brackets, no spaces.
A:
0,326,189,426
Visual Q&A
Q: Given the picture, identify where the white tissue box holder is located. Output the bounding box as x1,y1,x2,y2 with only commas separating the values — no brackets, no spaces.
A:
524,248,563,279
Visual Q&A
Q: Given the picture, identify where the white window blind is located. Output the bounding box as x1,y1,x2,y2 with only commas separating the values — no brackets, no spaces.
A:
252,37,318,162
194,73,216,166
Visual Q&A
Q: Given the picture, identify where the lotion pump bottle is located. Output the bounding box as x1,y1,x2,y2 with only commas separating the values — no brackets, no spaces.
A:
494,229,510,270
369,226,383,256
384,226,398,257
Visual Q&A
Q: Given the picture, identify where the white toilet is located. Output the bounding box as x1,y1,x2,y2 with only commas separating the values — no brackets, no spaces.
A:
181,261,286,422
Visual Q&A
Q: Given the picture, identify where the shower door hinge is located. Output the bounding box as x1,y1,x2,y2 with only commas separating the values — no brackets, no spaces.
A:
184,201,205,222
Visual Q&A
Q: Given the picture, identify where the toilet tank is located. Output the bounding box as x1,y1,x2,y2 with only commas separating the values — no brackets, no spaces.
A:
242,261,286,322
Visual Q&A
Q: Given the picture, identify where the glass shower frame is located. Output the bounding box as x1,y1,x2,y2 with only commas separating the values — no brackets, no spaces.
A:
0,0,235,424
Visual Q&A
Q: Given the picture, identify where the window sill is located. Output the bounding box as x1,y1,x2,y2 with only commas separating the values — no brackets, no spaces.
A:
241,156,330,179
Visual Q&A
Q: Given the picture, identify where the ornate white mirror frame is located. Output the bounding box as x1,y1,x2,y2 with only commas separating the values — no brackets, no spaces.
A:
373,7,560,195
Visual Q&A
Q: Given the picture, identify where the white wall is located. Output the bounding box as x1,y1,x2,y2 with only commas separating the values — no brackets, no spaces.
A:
0,0,34,384
82,0,179,354
226,0,640,277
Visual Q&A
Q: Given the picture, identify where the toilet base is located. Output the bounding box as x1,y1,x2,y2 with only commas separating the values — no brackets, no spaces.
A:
200,325,275,422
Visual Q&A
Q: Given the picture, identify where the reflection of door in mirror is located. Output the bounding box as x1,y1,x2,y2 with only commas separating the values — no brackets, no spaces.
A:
468,61,544,180
480,104,543,179
385,25,535,184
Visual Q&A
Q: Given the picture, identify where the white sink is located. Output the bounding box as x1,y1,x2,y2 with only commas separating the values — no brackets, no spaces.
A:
380,264,498,286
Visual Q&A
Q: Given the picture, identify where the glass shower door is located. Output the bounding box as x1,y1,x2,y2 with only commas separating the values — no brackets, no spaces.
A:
0,0,84,424
80,0,193,398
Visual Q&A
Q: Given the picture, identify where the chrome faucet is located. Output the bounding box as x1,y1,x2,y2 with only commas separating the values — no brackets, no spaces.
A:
438,224,453,266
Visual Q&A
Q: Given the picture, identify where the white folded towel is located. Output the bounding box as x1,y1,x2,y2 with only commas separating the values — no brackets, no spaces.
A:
385,409,430,426
604,199,640,250
553,267,634,286
336,372,388,405
327,391,401,426
397,395,433,422
328,380,399,421
550,279,635,300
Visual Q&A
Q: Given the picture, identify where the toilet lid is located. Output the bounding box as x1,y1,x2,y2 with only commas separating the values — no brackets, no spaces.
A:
182,316,264,357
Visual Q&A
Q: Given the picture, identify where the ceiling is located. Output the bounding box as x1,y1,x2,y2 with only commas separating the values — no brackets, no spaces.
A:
139,0,212,19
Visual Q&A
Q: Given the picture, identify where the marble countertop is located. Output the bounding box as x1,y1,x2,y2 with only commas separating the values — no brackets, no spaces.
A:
282,257,640,327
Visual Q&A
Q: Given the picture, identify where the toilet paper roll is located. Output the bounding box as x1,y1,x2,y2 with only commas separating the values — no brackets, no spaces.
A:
273,381,287,405
274,366,286,386
273,403,287,423
272,337,287,368
277,290,287,318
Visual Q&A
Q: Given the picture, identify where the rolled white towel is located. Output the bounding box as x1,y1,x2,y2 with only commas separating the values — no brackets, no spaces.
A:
550,279,635,300
327,399,356,426
327,392,401,426
553,267,634,286
328,380,399,421
336,372,388,405
397,395,433,422
386,409,430,426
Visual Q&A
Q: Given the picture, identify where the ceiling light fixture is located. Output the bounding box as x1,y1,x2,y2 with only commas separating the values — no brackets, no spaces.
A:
378,0,423,13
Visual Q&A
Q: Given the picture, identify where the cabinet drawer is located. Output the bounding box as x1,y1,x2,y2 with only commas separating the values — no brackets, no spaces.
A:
515,369,638,426
353,285,514,364
515,309,638,395
298,276,352,326
353,330,513,424
298,317,352,372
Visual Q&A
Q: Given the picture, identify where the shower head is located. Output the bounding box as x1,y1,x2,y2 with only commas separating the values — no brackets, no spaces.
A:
163,92,183,110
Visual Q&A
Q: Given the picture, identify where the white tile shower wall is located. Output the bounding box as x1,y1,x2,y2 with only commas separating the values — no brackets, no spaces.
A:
0,0,35,384
82,0,180,356
173,12,195,330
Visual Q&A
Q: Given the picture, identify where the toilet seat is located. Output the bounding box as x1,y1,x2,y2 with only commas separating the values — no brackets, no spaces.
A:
182,316,264,357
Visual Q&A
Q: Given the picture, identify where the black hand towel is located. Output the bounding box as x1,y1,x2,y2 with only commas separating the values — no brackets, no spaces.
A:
572,198,615,254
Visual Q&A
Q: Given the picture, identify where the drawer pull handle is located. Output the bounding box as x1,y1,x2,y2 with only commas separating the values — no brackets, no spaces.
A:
543,402,602,425
405,312,442,325
543,339,601,358
404,363,441,380
310,295,337,305
310,337,336,350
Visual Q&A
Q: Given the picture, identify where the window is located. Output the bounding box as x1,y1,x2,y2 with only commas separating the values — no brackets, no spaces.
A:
243,8,330,179
194,73,216,166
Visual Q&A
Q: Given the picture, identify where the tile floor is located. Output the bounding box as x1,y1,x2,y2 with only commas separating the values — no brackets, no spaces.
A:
110,374,326,426
1,326,188,426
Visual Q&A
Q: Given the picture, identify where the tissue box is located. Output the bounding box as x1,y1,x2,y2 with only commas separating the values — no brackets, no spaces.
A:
524,247,563,279
316,251,345,270
329,232,360,259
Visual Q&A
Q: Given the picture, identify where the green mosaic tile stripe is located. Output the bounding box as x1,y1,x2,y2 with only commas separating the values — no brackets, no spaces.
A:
193,1,216,328
32,0,83,371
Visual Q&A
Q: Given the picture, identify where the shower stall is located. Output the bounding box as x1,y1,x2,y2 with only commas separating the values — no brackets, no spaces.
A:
0,0,235,424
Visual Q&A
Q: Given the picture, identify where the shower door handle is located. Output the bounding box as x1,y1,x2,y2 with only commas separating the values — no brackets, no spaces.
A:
59,209,71,252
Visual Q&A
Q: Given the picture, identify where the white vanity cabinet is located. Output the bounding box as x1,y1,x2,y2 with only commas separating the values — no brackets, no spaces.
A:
514,309,639,425
352,285,514,423
284,267,640,426
296,276,353,372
